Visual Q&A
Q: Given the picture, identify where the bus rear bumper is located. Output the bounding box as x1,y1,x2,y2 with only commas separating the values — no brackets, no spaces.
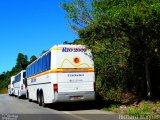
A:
8,89,14,95
53,91,95,103
20,90,26,96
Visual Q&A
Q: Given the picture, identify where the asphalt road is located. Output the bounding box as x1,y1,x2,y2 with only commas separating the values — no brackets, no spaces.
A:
0,94,120,120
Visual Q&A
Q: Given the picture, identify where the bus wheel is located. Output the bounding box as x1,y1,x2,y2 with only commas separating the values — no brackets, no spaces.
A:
37,93,40,105
18,91,20,99
39,94,42,106
42,93,46,107
26,91,28,99
29,98,32,102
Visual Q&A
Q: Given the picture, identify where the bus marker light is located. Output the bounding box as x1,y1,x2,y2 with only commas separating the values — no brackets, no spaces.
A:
53,84,58,93
74,57,80,64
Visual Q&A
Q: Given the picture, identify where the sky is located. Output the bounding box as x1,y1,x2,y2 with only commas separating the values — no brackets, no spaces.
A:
0,0,78,74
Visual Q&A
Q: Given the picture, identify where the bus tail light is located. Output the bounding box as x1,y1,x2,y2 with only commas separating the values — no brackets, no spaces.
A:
21,85,23,90
53,84,58,93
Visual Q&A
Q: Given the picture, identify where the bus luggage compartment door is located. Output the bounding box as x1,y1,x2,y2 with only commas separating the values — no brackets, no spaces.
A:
57,71,94,93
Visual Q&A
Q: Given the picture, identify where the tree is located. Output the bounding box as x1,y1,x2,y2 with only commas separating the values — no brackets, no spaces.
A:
61,0,160,100
15,53,28,71
60,0,94,32
104,0,160,99
63,41,72,44
40,50,47,56
62,0,130,101
29,55,37,63
0,53,38,91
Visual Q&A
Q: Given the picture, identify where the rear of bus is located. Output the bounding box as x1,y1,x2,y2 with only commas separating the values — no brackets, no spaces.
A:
51,45,95,102
20,70,27,97
9,76,15,95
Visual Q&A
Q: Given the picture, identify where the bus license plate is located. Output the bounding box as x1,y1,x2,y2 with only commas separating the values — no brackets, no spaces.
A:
70,96,81,100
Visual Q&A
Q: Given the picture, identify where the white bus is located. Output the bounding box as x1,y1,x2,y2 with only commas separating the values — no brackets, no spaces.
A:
13,70,27,98
8,76,15,96
26,45,95,107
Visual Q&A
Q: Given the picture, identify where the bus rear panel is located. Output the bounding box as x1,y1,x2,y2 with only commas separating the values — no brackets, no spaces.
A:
8,76,15,96
14,70,26,98
52,45,95,102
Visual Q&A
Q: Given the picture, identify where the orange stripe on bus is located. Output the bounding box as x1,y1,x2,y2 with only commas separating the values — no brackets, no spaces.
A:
27,68,94,80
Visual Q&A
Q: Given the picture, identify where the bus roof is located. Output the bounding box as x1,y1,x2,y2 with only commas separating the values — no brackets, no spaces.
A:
26,44,87,68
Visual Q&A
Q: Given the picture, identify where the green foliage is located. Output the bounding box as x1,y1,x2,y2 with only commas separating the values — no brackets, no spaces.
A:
63,41,73,45
60,0,93,32
40,50,48,56
0,88,7,94
0,53,37,91
91,40,129,101
61,0,160,101
0,71,12,89
14,53,28,72
127,102,150,117
102,104,119,112
30,55,37,63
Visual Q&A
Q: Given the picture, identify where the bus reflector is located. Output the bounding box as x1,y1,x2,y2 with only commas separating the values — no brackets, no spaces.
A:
53,84,58,93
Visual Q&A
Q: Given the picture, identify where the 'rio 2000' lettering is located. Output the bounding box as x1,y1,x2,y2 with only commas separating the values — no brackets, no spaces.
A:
62,47,86,52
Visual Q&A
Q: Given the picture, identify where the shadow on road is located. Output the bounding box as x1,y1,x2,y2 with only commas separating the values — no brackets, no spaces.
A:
47,99,118,111
17,93,120,111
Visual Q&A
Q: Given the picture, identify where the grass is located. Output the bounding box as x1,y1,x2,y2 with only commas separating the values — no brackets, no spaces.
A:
126,101,160,115
0,88,8,94
101,104,119,112
127,102,150,117
101,100,160,120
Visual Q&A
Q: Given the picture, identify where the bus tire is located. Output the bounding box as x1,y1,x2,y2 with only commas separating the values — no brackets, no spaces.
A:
29,98,32,102
39,94,42,106
37,93,40,105
26,91,28,99
18,91,20,99
42,93,46,107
